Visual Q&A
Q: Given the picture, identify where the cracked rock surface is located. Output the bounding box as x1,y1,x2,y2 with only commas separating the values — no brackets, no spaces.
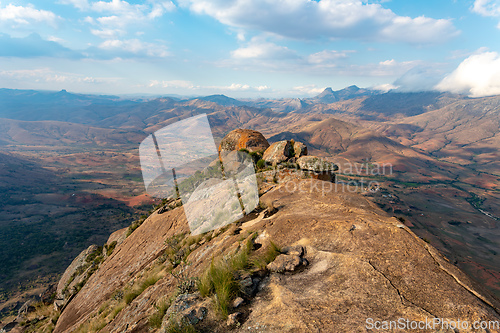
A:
54,179,500,333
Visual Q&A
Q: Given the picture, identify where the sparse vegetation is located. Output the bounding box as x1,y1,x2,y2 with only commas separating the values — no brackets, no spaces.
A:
105,241,117,257
198,233,278,318
126,217,146,236
252,241,280,270
256,159,266,170
148,298,172,328
163,233,190,268
17,301,60,333
163,316,198,333
171,262,198,295
62,246,106,297
124,274,161,304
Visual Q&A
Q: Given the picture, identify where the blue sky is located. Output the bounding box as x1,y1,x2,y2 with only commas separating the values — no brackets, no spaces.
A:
0,0,500,97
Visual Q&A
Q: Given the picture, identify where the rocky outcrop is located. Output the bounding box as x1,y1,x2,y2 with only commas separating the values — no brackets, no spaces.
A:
55,245,98,301
296,155,338,172
262,140,294,165
267,245,308,273
296,155,338,182
293,141,307,158
104,227,127,248
161,292,208,330
53,178,500,333
218,129,269,156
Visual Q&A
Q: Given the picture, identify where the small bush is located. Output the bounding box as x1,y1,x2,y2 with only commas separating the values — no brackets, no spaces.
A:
164,233,189,267
197,259,238,318
197,236,255,318
256,159,266,170
105,241,118,256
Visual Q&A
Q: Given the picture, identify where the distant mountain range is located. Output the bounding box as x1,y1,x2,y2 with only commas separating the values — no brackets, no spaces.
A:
0,86,465,122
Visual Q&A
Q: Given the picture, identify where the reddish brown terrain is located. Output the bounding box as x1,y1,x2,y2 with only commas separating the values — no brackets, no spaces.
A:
0,88,499,331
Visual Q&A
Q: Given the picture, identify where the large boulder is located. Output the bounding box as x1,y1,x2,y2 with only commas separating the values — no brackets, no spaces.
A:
262,140,294,165
293,141,308,158
218,129,269,156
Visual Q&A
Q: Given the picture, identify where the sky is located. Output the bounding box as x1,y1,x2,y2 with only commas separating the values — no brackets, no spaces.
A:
0,0,500,98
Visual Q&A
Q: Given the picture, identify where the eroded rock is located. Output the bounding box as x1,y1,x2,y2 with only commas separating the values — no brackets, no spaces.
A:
232,297,244,308
219,129,269,157
55,244,98,300
296,156,337,172
226,312,241,327
262,141,294,165
162,292,207,328
281,245,304,257
293,141,308,158
267,254,306,273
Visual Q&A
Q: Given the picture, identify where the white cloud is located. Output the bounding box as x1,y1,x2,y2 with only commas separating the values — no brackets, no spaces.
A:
372,83,398,92
75,0,176,39
231,38,297,59
178,0,458,43
393,64,446,92
435,51,500,97
148,80,272,93
98,38,170,57
59,0,90,10
307,50,351,64
291,85,325,95
47,35,64,43
0,3,59,26
207,83,272,92
91,28,124,38
149,80,195,89
0,68,118,85
148,1,176,19
380,15,458,44
224,37,419,77
91,0,143,13
472,0,500,16
331,59,420,77
472,0,500,27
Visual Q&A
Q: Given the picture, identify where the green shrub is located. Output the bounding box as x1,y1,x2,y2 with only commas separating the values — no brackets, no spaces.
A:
256,159,266,170
197,235,255,318
249,151,262,164
105,241,118,256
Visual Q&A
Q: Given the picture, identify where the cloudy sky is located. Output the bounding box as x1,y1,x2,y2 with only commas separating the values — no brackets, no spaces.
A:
0,0,500,97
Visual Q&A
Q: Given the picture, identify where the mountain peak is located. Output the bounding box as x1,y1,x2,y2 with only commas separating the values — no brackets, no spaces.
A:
318,87,334,96
312,85,374,104
345,85,360,91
